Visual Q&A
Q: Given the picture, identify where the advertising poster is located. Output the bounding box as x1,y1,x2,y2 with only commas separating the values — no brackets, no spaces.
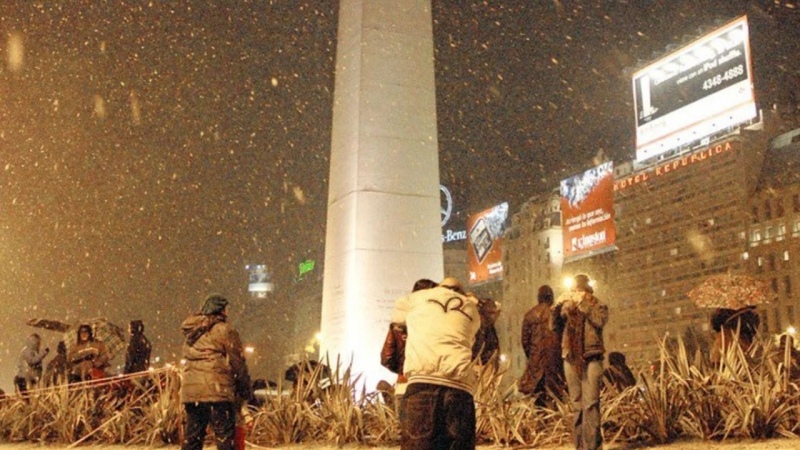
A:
632,15,756,161
560,162,616,261
467,202,509,285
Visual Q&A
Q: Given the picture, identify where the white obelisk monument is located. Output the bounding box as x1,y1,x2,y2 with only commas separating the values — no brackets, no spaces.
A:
320,0,444,388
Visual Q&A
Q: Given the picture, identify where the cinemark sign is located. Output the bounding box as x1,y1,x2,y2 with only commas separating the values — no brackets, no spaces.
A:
614,141,734,191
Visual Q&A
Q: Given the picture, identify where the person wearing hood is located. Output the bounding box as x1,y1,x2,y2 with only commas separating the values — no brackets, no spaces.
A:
392,276,481,450
180,293,251,450
124,320,152,374
14,333,49,393
68,324,110,382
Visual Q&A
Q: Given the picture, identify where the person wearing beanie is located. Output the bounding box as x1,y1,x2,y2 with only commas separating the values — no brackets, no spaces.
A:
180,293,251,450
392,276,481,449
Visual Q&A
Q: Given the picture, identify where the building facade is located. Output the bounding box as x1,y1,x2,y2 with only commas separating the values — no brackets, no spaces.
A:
746,128,800,334
500,115,799,378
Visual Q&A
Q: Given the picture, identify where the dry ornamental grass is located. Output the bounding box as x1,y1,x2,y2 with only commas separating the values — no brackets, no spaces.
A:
2,336,800,448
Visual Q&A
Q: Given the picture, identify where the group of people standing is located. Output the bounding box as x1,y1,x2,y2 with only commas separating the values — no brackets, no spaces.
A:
14,320,152,394
519,274,611,450
381,273,612,450
379,273,608,450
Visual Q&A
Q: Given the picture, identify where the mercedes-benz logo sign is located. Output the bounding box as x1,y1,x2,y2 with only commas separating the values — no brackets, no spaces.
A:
440,184,453,226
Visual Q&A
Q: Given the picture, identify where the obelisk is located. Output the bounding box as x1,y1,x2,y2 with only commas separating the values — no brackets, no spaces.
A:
320,0,443,388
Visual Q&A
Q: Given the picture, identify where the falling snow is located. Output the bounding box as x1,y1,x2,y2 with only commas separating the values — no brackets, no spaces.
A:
0,1,798,392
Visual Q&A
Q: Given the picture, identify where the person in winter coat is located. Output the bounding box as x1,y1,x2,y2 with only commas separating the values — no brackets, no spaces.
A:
14,333,50,393
180,293,251,450
68,324,110,382
552,274,609,450
392,276,481,450
381,278,437,420
44,341,69,386
520,284,565,405
710,306,760,366
124,320,152,374
473,296,501,367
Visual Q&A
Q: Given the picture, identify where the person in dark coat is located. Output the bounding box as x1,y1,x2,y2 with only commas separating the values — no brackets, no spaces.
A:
44,341,69,386
14,333,49,393
710,306,760,366
180,293,251,450
519,285,565,404
381,278,437,422
473,296,501,367
124,320,152,374
602,351,636,392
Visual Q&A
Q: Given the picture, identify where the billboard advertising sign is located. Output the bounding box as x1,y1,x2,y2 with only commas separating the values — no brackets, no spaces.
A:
560,162,616,261
633,15,756,162
467,202,509,285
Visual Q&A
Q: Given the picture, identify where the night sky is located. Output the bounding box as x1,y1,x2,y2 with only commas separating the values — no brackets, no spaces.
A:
1,1,797,392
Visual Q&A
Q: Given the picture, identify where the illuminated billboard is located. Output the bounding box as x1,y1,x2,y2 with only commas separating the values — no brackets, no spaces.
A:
467,202,508,285
560,162,616,261
633,15,756,162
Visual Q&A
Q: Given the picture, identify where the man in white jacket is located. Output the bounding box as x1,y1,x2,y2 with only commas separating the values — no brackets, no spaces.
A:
392,276,481,450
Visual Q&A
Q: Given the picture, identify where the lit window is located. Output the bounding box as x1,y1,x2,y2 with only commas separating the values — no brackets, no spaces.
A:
742,252,749,260
785,250,790,261
670,248,678,256
751,229,762,242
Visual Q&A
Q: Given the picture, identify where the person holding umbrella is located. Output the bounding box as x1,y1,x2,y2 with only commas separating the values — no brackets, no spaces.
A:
710,306,760,366
687,273,769,366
